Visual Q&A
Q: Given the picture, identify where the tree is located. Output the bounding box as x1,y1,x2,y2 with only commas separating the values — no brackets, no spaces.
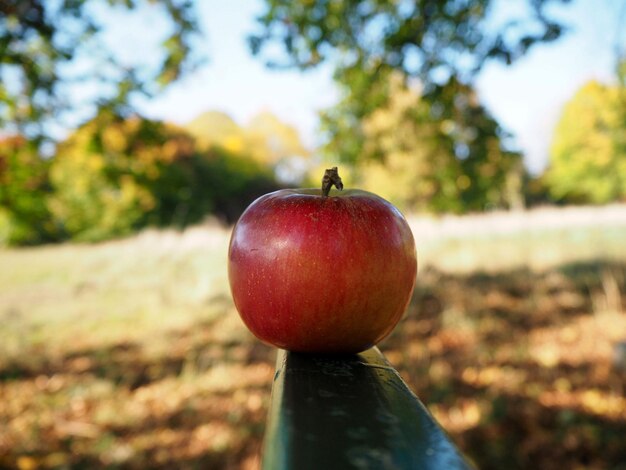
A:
251,0,568,77
49,110,282,241
250,0,569,211
0,136,56,245
186,110,309,164
185,111,247,154
546,80,626,204
49,111,208,241
351,72,523,212
0,0,201,141
246,111,310,165
185,109,311,183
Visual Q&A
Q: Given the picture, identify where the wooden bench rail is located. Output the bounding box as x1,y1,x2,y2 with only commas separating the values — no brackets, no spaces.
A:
262,347,474,469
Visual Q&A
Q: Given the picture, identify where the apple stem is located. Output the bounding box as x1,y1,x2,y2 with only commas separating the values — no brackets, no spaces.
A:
321,167,344,197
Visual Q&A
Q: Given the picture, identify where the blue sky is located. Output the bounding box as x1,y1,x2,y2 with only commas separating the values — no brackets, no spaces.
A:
122,0,626,175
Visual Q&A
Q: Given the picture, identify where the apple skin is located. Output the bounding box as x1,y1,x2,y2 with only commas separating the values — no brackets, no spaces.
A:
228,188,417,354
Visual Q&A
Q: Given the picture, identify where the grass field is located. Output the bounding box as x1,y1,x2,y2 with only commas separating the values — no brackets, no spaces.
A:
1,206,626,469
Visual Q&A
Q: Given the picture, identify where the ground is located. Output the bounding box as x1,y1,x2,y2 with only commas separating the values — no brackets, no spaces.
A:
1,207,626,469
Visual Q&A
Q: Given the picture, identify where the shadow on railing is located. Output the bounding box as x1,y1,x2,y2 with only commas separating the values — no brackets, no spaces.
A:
263,347,475,469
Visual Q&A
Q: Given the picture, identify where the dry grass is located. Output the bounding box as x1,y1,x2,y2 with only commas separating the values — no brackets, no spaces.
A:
410,203,626,273
1,205,626,469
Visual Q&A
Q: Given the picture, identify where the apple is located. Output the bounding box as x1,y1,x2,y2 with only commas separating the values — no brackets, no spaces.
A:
228,168,417,353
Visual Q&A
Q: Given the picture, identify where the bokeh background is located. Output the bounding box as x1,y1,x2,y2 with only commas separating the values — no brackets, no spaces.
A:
1,1,626,469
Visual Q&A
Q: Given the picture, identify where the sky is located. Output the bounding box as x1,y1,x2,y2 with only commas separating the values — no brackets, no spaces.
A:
123,0,626,175
136,0,338,148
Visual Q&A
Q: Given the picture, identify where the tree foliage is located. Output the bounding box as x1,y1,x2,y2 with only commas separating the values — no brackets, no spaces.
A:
251,0,568,75
351,73,523,212
186,110,309,165
246,111,310,165
49,111,196,241
185,110,311,186
49,111,280,242
0,0,201,139
0,136,56,245
250,0,571,212
546,80,626,204
185,111,246,154
0,105,292,246
251,0,570,163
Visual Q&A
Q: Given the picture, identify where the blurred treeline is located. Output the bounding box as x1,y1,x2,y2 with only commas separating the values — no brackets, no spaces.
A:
0,109,312,245
2,73,626,246
2,0,626,246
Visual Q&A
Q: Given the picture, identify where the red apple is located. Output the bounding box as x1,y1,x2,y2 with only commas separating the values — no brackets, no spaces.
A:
228,169,417,353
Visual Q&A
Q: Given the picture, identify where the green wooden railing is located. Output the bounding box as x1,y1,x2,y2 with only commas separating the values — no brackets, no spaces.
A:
262,347,475,469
